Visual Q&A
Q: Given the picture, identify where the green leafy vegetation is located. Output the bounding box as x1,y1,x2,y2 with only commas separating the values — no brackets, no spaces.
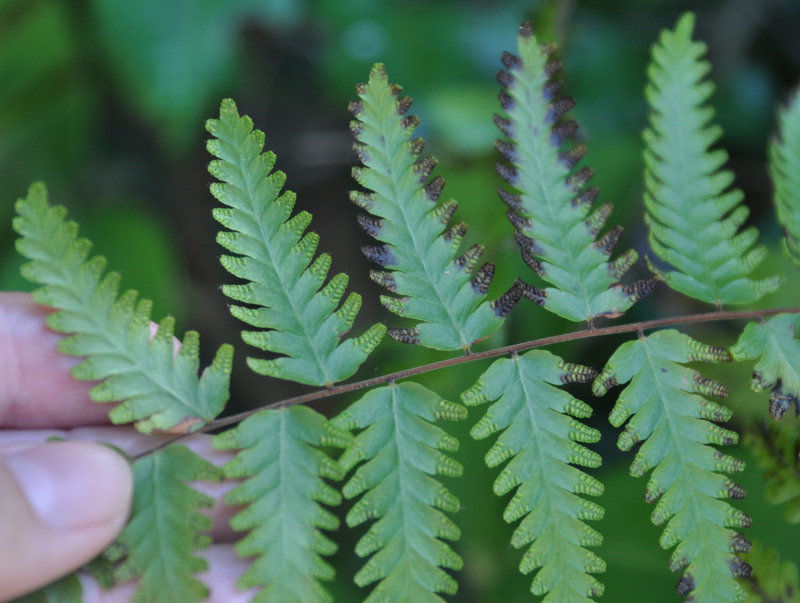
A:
463,351,604,602
642,14,780,306
349,64,512,351
214,406,350,602
5,8,800,603
594,330,749,603
206,100,385,386
106,445,222,603
13,183,233,434
332,383,465,602
494,24,652,323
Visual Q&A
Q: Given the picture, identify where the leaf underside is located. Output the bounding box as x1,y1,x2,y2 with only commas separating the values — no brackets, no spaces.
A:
462,350,605,602
213,406,349,602
12,183,232,434
593,330,751,603
332,382,466,602
349,64,516,351
105,444,222,603
642,13,780,306
494,23,655,323
730,313,800,420
206,99,385,386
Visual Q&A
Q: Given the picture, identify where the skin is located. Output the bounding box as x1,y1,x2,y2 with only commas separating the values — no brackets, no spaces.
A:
0,292,253,602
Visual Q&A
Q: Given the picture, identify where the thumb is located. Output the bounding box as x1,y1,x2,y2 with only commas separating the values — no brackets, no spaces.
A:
0,441,132,601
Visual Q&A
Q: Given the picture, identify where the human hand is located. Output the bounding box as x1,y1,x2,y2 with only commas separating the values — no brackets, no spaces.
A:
0,292,250,602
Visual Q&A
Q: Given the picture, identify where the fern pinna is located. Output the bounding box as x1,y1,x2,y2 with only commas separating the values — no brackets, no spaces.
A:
206,99,386,387
7,10,800,603
642,13,780,307
348,63,517,351
462,352,605,602
593,331,751,603
494,23,656,324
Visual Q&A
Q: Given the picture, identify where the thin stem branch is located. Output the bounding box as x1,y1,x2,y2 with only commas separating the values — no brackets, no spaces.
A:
130,306,800,460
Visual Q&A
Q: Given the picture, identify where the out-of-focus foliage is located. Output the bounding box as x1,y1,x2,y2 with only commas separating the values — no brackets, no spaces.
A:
744,418,800,525
90,0,306,153
741,542,800,602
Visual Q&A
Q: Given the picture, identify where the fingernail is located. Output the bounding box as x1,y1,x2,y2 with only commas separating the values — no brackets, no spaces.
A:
5,442,132,531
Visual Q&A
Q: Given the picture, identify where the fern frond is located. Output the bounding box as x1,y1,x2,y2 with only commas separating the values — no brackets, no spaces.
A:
740,542,800,602
13,183,232,434
462,351,605,602
770,88,800,266
331,382,465,601
212,406,349,602
593,330,751,603
349,65,517,352
744,419,800,524
642,13,780,306
206,99,386,386
494,24,654,323
730,314,800,420
105,444,221,603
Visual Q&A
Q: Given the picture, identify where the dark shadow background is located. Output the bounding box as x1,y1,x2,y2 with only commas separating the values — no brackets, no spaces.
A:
1,0,799,600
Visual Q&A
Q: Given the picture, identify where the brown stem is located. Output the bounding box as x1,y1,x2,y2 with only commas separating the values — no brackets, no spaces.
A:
130,306,800,460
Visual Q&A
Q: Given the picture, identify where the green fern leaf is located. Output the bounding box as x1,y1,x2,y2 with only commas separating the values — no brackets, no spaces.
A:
12,573,83,603
593,330,751,603
106,444,221,603
348,65,517,351
730,314,800,419
642,13,780,306
331,382,465,601
462,350,605,601
744,418,800,524
213,406,348,602
740,542,800,602
770,88,800,266
494,24,655,323
12,183,233,433
206,99,386,386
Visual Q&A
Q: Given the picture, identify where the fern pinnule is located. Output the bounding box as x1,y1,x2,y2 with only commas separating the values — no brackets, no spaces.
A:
106,444,223,603
642,13,780,306
331,382,465,602
13,182,233,434
462,350,605,602
213,406,350,602
770,87,800,266
206,99,385,387
730,313,800,420
349,64,519,352
593,330,751,603
494,23,655,324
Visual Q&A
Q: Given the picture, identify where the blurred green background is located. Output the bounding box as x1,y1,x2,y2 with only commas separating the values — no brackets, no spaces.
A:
2,0,799,600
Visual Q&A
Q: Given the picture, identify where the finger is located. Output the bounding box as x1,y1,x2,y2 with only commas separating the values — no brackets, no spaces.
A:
0,292,108,428
0,441,132,602
0,427,240,542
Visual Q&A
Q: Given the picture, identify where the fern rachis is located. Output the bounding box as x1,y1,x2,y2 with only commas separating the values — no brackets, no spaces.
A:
5,11,800,603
